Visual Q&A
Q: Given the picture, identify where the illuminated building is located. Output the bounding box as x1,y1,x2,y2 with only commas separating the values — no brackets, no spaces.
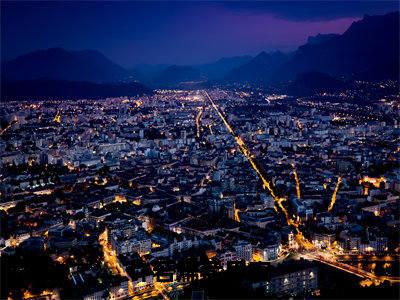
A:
218,249,238,269
253,243,282,261
312,232,336,249
251,262,318,297
108,222,152,256
234,240,253,262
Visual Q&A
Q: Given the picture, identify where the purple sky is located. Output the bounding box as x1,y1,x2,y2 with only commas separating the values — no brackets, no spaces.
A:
1,1,398,66
145,6,358,63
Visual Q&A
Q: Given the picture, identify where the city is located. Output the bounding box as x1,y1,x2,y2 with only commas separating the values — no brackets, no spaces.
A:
1,86,399,299
1,1,399,300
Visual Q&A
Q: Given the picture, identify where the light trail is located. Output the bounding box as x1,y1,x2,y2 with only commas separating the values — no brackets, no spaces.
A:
154,282,170,300
275,197,295,226
99,230,126,276
204,91,311,247
0,124,12,136
0,120,18,136
291,163,301,200
208,124,213,135
328,176,342,212
195,107,203,138
53,111,61,123
234,202,241,222
204,90,399,280
204,91,278,200
302,252,400,283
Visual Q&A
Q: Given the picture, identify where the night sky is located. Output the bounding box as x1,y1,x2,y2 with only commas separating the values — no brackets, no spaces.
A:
1,1,398,66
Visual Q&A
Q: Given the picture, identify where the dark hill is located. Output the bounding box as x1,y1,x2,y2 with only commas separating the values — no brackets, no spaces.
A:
153,65,203,87
1,79,152,100
285,12,400,80
225,51,289,83
226,12,399,84
198,55,253,80
2,48,130,83
288,72,348,95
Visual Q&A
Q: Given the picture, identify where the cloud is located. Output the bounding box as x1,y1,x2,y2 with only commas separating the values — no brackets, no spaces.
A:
220,1,399,21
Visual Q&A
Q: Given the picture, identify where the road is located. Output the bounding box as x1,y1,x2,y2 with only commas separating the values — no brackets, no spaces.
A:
204,90,313,249
195,107,203,138
300,251,400,283
336,254,400,262
204,90,400,285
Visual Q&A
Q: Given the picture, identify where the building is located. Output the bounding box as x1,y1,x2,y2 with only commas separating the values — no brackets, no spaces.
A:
264,264,318,296
109,226,151,256
234,240,253,262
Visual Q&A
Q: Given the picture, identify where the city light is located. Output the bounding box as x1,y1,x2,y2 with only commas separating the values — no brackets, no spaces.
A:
204,91,310,248
195,107,203,138
328,176,342,212
1,2,399,299
291,163,301,200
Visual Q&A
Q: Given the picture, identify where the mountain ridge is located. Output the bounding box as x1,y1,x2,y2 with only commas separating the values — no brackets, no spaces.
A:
225,51,290,83
2,48,130,83
1,79,152,100
2,11,398,88
227,11,399,84
284,11,399,81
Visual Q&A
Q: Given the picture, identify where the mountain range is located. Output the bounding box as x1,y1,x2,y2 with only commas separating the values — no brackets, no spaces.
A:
282,11,399,81
1,48,149,99
226,11,399,84
1,11,398,97
131,55,253,87
1,48,130,83
1,80,152,100
225,51,290,83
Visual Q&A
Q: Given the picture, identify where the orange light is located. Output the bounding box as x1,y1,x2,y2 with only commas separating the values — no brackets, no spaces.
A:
328,176,342,212
205,91,312,250
114,195,127,203
292,163,301,200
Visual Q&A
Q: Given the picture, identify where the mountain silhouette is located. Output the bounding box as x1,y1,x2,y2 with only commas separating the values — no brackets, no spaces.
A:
2,12,398,88
1,79,152,100
225,51,289,83
285,11,399,80
227,12,399,84
2,48,130,83
153,65,203,87
198,55,253,80
287,71,348,96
